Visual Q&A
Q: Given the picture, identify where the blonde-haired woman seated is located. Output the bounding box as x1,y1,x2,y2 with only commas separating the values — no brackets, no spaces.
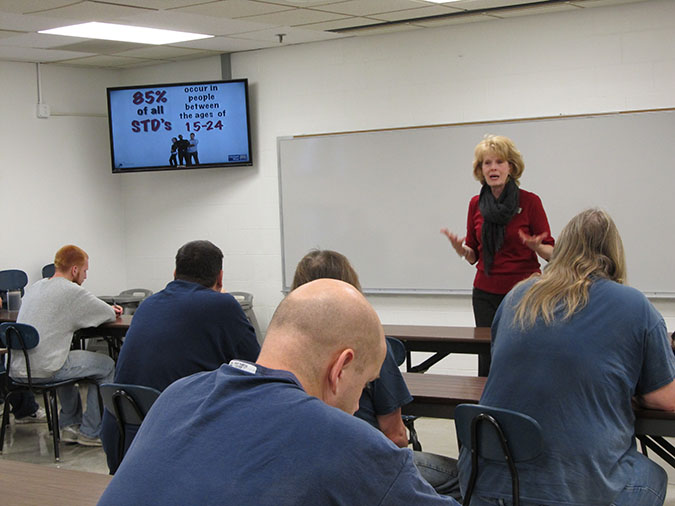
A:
458,208,675,506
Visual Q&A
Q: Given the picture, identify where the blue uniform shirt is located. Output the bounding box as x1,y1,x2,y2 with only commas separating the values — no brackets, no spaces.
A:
100,279,260,473
458,278,675,505
99,362,459,506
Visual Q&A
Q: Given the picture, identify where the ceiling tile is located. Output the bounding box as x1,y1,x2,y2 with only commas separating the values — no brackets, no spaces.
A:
95,0,215,8
232,24,347,43
440,0,549,8
369,5,464,22
0,0,653,69
54,54,157,68
493,3,579,17
113,45,215,60
0,0,80,14
170,35,275,52
569,0,648,7
412,12,493,27
0,11,76,32
174,0,294,18
255,0,352,6
0,32,90,49
27,1,155,22
236,7,349,25
0,45,95,62
121,10,275,37
51,39,146,54
348,22,424,35
298,16,379,31
0,29,26,41
311,0,441,16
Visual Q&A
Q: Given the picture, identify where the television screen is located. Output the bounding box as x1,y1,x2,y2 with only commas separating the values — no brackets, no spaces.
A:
106,79,252,173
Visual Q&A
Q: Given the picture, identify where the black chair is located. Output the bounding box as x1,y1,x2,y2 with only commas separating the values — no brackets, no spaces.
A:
41,263,55,278
100,383,160,464
0,269,28,309
385,336,422,451
454,404,543,506
0,322,101,462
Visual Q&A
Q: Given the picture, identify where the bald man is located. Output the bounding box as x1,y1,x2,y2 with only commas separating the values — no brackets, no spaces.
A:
99,279,459,505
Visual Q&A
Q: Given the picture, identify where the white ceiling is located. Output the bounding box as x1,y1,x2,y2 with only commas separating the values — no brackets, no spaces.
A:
0,0,650,69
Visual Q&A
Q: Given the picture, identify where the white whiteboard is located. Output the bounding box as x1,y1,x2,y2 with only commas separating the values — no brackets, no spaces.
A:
278,109,675,296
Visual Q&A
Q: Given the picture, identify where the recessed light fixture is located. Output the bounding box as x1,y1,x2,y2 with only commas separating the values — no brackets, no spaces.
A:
39,22,213,45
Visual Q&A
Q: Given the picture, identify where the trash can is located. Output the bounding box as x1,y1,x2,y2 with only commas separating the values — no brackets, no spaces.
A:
230,291,263,345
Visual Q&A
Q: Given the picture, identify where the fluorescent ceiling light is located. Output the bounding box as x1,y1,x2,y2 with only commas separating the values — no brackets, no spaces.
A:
39,22,213,45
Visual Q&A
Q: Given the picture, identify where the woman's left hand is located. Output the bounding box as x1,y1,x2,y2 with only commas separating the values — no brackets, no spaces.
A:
518,230,548,250
518,230,553,261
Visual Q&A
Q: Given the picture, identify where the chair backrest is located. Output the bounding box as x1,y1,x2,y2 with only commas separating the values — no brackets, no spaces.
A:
385,336,406,367
0,323,39,351
118,288,153,299
455,404,543,506
100,383,161,426
42,263,55,278
0,323,40,387
0,269,28,297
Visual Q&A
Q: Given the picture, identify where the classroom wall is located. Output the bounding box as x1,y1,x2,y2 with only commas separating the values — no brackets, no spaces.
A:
228,0,675,373
0,62,126,295
115,56,284,303
115,0,675,377
4,1,674,375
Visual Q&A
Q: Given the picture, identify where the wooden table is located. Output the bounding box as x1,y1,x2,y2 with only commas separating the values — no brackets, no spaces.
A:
402,371,675,468
383,325,491,374
402,372,485,418
0,459,111,505
1,309,132,360
74,316,132,360
0,309,19,323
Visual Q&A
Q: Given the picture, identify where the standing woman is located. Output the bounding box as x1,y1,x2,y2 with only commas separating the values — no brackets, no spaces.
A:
441,135,554,375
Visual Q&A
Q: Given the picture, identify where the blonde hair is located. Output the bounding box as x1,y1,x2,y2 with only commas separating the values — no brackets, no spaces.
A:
54,245,88,273
472,135,524,185
513,208,626,328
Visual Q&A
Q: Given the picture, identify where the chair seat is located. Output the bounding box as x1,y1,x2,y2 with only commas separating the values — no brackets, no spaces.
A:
12,377,84,389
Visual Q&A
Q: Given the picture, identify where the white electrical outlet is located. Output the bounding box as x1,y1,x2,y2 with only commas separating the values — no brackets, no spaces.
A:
36,103,50,118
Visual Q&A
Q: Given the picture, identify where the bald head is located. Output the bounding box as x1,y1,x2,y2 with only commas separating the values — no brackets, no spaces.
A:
258,279,386,412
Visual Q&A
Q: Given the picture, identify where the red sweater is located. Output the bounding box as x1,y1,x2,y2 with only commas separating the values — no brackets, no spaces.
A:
465,188,554,295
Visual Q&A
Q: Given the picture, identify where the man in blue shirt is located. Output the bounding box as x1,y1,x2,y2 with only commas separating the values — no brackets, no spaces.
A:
99,279,460,505
100,240,260,473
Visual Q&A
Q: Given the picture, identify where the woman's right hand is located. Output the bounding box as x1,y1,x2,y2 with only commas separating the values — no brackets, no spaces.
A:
440,228,466,257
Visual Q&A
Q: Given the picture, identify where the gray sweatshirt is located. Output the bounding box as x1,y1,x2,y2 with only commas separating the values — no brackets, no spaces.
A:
12,277,115,378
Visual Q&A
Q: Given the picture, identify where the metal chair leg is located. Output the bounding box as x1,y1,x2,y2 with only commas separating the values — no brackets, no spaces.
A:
49,390,61,462
0,398,11,454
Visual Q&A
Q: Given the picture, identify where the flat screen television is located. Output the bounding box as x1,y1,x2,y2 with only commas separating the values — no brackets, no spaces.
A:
106,78,252,173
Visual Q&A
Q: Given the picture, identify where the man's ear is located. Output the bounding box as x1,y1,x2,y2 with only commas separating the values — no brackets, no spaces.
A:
327,348,355,396
214,270,224,292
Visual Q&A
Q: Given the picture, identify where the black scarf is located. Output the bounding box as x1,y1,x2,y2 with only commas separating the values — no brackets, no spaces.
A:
479,178,520,275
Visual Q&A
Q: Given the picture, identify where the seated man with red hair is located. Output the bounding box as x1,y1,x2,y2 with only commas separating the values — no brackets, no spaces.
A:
13,244,121,446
